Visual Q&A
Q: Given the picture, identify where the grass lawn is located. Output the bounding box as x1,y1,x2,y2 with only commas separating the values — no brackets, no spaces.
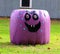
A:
0,18,60,54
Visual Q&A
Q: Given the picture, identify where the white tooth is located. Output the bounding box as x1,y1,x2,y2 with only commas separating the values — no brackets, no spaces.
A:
31,25,32,27
33,25,35,27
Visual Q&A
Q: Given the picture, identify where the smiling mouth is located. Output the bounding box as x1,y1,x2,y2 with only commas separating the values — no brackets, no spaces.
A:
25,22,41,32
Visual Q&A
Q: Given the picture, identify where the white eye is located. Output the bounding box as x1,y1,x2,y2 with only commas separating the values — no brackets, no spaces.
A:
25,13,31,21
26,14,30,18
34,15,38,19
33,14,38,20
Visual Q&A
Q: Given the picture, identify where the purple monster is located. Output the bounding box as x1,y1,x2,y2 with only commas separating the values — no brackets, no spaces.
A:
10,9,50,45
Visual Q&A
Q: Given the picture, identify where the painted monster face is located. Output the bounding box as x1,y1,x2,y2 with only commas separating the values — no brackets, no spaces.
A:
24,11,41,32
10,9,50,45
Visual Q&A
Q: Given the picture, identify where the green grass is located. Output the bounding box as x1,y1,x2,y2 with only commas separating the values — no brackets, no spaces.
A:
0,19,60,54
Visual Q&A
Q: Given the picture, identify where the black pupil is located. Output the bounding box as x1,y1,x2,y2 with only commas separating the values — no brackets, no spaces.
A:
25,13,30,21
33,14,38,20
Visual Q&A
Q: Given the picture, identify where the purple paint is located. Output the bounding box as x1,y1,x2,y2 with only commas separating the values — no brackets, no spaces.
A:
10,9,50,45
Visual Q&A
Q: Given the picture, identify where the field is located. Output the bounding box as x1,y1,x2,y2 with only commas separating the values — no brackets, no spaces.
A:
0,18,60,54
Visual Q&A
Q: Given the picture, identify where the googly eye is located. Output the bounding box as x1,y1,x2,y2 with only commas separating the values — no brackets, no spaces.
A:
33,14,38,20
24,13,31,21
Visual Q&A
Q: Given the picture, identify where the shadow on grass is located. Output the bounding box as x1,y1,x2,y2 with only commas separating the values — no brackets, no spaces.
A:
0,42,15,47
0,42,37,48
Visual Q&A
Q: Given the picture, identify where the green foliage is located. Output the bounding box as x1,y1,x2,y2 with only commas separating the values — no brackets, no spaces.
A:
0,19,60,54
